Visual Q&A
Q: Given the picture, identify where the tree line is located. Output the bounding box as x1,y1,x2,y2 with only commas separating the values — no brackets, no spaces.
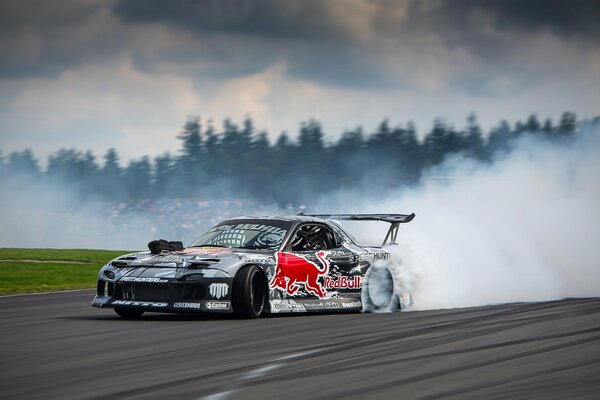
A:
0,111,587,205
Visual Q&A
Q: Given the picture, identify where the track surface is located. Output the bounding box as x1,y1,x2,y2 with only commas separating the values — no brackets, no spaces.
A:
1,291,600,399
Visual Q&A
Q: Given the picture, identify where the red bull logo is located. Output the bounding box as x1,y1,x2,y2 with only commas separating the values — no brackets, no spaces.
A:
270,251,330,298
324,276,362,289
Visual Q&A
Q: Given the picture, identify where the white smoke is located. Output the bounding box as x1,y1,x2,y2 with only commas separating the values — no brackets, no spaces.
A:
0,180,287,250
345,125,600,310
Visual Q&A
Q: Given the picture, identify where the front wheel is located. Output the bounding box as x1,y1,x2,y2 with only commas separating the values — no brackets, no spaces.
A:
232,266,266,319
114,307,144,319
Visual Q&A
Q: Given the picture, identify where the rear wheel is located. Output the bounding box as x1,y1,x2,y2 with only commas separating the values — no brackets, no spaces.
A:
233,266,266,319
114,307,144,319
361,265,400,313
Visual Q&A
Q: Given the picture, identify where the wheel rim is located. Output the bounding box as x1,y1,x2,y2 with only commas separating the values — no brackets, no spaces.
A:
368,267,394,308
250,272,265,315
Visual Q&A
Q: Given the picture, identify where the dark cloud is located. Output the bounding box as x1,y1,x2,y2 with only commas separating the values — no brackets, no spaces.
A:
111,0,600,91
113,0,349,42
469,0,600,38
401,0,600,60
113,0,600,41
0,1,121,78
113,0,396,87
0,0,598,91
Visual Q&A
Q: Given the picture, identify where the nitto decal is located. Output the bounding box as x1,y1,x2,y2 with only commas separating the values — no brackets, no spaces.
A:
270,251,330,298
174,302,202,309
206,301,230,310
118,277,168,283
112,300,168,307
324,276,362,290
209,283,229,299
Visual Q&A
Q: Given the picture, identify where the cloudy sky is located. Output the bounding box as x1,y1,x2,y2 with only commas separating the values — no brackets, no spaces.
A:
0,0,599,163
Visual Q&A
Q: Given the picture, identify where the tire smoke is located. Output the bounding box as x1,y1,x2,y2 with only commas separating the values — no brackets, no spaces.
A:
347,125,600,310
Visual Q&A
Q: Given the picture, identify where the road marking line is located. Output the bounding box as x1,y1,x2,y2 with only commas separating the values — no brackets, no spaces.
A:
200,349,323,400
202,390,236,400
242,363,283,380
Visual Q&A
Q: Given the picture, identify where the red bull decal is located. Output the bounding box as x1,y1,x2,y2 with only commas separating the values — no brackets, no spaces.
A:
324,276,362,289
270,251,330,298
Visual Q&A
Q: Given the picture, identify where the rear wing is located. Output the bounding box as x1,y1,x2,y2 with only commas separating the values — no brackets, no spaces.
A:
299,213,415,246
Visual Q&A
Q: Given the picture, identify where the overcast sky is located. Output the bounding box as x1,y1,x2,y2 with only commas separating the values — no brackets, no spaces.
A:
0,0,599,163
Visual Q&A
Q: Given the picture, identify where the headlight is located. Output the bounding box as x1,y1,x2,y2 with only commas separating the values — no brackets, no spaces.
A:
103,270,115,279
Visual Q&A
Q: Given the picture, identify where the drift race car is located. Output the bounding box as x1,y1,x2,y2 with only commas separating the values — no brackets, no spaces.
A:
92,213,415,318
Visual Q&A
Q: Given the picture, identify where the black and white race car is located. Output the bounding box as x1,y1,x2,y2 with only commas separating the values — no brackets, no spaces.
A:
92,213,415,318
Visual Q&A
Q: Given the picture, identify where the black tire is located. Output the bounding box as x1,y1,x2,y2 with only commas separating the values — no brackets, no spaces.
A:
361,265,400,313
232,266,266,319
114,307,144,319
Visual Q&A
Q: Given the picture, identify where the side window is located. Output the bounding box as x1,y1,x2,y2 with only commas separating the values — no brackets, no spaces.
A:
290,224,337,252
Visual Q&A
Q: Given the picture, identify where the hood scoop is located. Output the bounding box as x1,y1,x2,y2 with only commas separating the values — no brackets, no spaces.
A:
111,255,142,268
188,258,221,269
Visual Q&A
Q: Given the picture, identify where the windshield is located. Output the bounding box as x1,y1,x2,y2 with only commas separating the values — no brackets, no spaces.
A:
189,219,292,250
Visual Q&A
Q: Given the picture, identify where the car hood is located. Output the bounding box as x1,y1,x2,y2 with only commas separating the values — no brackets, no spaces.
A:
105,247,276,277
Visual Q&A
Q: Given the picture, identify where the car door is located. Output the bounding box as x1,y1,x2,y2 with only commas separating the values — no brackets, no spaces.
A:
272,223,360,300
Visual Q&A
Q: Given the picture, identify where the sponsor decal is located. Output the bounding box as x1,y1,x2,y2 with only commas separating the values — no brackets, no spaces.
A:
342,301,363,308
269,251,330,299
183,247,232,256
270,298,361,312
182,273,204,281
112,300,168,307
174,302,202,309
197,224,288,249
212,223,286,236
206,301,230,310
209,283,229,299
269,299,307,313
350,252,391,263
324,276,362,290
119,277,168,283
246,257,275,265
400,293,413,309
137,254,186,264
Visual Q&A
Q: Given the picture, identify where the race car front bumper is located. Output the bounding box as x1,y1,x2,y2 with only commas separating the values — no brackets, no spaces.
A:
92,277,233,313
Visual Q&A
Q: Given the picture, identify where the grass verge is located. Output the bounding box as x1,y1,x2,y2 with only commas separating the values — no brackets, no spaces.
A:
0,248,133,295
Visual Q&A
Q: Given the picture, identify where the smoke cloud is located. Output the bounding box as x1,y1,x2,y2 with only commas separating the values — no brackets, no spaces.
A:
0,183,287,250
340,124,600,310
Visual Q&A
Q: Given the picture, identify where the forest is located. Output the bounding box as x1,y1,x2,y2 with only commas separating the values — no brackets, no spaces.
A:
0,111,589,205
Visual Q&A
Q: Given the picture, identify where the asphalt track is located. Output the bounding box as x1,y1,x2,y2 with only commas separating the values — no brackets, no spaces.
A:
1,291,600,399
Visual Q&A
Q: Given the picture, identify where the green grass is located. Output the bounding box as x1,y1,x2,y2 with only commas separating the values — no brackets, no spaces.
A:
0,248,132,295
